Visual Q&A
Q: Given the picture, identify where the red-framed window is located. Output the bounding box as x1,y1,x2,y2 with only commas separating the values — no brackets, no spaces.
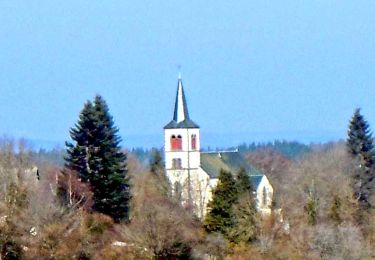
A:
171,135,182,150
191,134,197,150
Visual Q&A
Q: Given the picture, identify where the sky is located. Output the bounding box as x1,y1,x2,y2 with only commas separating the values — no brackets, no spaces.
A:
0,1,375,149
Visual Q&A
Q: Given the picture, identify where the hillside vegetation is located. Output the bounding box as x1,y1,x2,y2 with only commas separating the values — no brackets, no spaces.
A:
0,104,374,259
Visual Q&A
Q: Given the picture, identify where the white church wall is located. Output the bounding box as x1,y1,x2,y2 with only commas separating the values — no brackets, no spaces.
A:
164,128,200,152
255,175,274,214
166,165,274,217
166,167,210,219
164,128,200,169
190,168,211,218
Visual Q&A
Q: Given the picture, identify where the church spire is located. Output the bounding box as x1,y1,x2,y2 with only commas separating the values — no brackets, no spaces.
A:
164,75,199,129
173,77,190,123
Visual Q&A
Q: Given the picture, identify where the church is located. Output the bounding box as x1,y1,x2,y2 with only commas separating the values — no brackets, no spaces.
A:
164,75,273,219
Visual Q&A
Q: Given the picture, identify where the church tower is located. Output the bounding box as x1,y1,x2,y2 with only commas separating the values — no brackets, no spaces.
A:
164,75,200,204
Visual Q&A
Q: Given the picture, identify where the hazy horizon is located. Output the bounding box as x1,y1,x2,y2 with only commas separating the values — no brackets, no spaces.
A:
1,1,374,148
24,129,343,151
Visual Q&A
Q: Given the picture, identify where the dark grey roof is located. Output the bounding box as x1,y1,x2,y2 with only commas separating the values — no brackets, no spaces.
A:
200,151,264,189
164,78,200,129
164,119,199,129
174,79,189,121
249,175,263,189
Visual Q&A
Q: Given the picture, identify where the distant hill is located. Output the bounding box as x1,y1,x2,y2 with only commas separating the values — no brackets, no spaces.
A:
234,140,312,160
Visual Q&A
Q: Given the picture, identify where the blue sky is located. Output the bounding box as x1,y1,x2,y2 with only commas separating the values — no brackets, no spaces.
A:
0,1,375,148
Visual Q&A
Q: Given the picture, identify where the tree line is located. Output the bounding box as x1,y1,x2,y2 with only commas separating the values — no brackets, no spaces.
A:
0,96,375,258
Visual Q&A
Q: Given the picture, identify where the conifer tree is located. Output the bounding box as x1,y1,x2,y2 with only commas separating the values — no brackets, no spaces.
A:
65,101,95,183
347,108,375,208
347,108,375,168
235,167,252,194
64,95,130,222
204,169,237,236
229,168,258,243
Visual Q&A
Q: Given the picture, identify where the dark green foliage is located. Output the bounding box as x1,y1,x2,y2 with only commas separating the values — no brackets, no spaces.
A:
65,101,95,183
204,169,238,235
235,140,311,160
205,168,259,243
347,108,375,208
64,95,130,222
229,168,258,243
236,167,252,194
229,195,258,243
347,108,375,167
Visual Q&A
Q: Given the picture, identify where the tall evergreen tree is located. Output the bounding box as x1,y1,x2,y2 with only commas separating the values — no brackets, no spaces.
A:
64,95,130,222
204,169,237,236
229,168,258,243
65,101,95,183
347,108,375,208
235,167,252,194
347,108,375,168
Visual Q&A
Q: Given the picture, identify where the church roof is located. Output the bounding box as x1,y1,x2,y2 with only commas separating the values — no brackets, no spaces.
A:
200,151,264,189
164,76,199,129
249,175,263,189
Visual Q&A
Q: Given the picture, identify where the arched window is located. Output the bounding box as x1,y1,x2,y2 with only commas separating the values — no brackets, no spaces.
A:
191,134,197,150
170,135,182,150
263,186,267,207
172,158,182,169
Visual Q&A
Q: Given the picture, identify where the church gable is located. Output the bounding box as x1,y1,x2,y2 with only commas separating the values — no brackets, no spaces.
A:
254,175,273,214
249,175,263,191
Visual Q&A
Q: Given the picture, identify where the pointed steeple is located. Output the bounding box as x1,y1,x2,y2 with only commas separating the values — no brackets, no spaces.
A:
173,77,190,123
164,76,199,129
